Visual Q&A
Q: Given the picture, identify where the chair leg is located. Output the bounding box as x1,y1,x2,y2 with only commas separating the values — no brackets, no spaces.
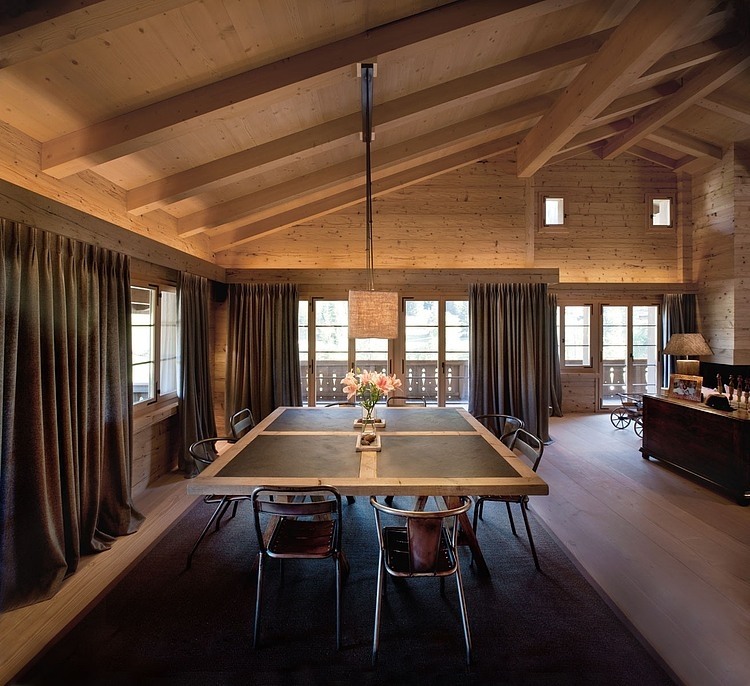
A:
518,502,541,571
505,501,518,536
214,498,232,530
230,500,240,519
454,562,472,667
372,551,385,666
472,498,481,532
253,552,264,647
186,497,228,569
335,555,342,650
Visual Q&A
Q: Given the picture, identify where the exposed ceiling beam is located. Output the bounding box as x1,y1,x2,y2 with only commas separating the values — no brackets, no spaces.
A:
639,33,739,82
0,0,191,67
126,27,609,215
646,127,723,159
515,0,717,178
601,47,750,159
179,100,547,236
626,145,679,169
40,0,588,178
698,91,750,125
211,135,523,249
546,143,604,166
128,37,700,216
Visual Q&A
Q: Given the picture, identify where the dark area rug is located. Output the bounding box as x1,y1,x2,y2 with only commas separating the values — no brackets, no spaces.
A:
16,497,675,686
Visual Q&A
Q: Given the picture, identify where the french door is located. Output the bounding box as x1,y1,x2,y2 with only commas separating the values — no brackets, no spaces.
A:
601,305,659,408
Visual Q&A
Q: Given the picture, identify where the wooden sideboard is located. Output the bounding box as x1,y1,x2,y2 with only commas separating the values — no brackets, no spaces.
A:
641,394,750,505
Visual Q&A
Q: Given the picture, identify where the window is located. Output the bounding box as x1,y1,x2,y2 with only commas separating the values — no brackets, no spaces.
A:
543,196,565,226
601,305,659,407
131,284,178,406
557,305,592,367
298,297,469,406
648,195,673,228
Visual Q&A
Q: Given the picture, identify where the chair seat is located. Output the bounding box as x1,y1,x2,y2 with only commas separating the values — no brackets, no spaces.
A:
267,518,338,558
383,527,456,577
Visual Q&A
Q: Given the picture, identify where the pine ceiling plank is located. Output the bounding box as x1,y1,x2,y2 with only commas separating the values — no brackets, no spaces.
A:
601,47,750,160
0,0,194,68
641,33,739,82
211,135,521,249
699,92,750,125
546,143,603,166
127,26,604,214
179,100,547,235
40,0,588,178
515,0,717,178
646,128,723,159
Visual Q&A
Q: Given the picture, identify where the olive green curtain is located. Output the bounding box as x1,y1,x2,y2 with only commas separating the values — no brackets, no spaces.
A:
225,283,301,425
662,294,697,387
178,272,218,476
468,283,558,442
0,219,142,612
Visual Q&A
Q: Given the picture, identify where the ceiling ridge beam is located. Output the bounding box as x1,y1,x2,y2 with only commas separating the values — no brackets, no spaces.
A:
601,46,750,159
40,0,589,178
515,0,718,178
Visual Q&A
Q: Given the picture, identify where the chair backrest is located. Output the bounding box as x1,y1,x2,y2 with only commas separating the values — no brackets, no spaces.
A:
251,485,342,553
230,408,255,439
324,401,355,407
386,396,427,407
508,428,544,472
474,414,524,446
189,437,224,466
370,496,471,574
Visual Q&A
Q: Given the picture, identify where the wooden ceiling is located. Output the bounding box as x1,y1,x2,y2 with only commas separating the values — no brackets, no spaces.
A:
1,0,749,265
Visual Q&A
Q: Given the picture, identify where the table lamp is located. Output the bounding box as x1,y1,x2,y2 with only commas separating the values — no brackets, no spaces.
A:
664,333,713,376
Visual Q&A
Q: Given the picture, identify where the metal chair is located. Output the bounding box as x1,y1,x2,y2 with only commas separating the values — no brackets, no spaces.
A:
324,401,355,407
252,485,344,649
474,413,524,447
370,495,473,667
386,396,427,407
186,408,256,569
472,428,544,570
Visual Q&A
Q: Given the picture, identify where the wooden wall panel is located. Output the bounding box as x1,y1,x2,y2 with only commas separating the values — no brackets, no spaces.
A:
227,152,682,283
132,409,179,497
561,372,599,413
733,144,750,364
693,148,736,365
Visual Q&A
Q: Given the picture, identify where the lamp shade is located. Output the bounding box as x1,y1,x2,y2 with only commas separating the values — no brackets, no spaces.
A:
348,290,399,339
664,333,713,357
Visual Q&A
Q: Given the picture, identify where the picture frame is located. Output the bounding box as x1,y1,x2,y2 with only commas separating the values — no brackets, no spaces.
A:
667,374,703,402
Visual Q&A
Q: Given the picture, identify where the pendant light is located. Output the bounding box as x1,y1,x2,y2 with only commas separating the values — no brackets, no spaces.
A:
348,63,399,340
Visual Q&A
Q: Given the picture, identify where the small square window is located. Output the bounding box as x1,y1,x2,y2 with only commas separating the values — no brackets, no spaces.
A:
544,197,565,226
649,196,673,228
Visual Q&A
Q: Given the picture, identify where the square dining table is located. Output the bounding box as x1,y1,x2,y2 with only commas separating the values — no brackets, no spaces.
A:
187,406,549,575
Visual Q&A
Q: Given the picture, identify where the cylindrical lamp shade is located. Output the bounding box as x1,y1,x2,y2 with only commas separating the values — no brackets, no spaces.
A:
348,290,399,339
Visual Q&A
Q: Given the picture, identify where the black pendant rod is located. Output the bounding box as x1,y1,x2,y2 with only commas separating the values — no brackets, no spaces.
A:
361,63,375,291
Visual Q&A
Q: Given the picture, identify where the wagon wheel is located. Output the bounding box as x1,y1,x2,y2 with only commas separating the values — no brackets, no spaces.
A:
610,408,631,430
634,416,644,438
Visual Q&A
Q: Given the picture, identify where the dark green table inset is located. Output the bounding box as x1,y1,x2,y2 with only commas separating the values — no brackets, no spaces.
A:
377,435,520,478
217,435,361,479
264,406,476,432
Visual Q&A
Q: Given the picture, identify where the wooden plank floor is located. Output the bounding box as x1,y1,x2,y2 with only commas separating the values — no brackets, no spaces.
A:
1,413,748,685
0,472,199,685
533,413,750,686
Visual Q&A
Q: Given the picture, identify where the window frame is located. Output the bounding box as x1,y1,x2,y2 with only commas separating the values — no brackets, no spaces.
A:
131,280,179,414
647,193,675,229
557,303,593,369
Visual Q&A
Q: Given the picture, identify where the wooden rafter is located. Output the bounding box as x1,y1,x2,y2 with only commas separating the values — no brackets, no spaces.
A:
699,91,750,125
602,47,750,159
40,0,588,178
515,0,717,178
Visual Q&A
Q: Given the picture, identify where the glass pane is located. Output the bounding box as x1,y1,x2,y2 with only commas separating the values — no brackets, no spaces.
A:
652,198,671,226
405,300,438,402
563,305,590,366
632,305,658,396
445,300,469,405
131,286,155,404
159,289,178,395
544,197,564,225
299,301,309,404
314,300,349,404
602,306,628,406
355,338,387,375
